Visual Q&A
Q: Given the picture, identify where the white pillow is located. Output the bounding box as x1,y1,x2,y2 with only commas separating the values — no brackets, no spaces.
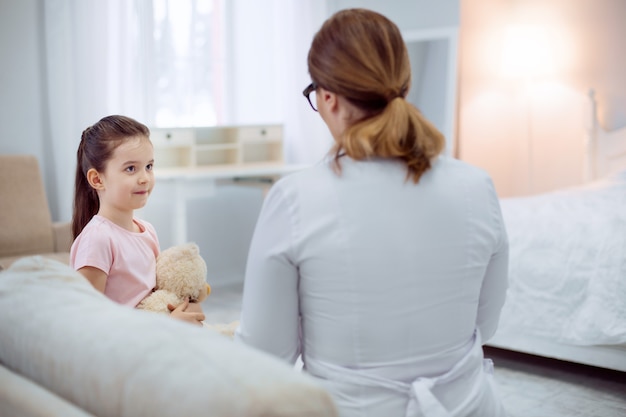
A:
0,256,337,417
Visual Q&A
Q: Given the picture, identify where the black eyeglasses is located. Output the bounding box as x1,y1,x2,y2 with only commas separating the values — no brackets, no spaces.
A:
302,82,318,112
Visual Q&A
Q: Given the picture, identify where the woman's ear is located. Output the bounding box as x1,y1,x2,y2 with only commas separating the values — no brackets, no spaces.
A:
86,168,104,190
319,88,339,113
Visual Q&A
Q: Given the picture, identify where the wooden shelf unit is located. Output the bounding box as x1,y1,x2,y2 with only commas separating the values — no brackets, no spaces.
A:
150,124,284,169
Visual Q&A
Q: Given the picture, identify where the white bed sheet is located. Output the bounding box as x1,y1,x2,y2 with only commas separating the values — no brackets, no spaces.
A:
497,170,626,347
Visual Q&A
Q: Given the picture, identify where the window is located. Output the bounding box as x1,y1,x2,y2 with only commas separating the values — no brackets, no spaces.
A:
150,0,225,127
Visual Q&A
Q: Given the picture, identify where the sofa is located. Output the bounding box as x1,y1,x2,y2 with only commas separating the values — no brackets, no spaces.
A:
0,154,72,269
0,256,338,417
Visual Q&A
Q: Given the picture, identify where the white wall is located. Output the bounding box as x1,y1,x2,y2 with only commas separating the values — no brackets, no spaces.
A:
0,0,44,158
0,0,60,218
458,0,626,197
327,0,459,30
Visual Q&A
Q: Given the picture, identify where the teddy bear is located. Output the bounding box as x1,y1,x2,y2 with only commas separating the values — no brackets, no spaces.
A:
136,242,239,338
137,242,211,314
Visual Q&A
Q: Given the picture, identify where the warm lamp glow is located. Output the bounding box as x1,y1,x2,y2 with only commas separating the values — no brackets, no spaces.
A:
500,25,559,78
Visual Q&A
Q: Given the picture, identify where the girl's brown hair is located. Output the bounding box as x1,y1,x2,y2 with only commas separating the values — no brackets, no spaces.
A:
307,8,445,183
72,115,150,239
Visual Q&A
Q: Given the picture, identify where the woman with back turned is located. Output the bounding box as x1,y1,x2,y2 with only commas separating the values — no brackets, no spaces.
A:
235,8,508,417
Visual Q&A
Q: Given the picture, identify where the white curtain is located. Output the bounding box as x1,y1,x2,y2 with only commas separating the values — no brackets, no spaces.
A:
278,1,334,165
43,0,150,222
44,0,332,222
226,0,332,164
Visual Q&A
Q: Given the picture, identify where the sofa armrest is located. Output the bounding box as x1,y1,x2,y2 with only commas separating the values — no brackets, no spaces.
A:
52,222,72,253
0,258,338,417
0,363,95,417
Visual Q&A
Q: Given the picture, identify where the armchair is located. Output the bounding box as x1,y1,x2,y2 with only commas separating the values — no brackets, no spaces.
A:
0,155,72,269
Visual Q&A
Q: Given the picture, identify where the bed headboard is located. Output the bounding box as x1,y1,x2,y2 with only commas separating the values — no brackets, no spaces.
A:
585,89,626,181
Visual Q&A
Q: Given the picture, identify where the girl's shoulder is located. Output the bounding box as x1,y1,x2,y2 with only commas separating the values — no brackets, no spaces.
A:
81,215,115,234
71,217,116,255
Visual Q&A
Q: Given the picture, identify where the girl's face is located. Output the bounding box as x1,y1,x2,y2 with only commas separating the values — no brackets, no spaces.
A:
97,136,155,215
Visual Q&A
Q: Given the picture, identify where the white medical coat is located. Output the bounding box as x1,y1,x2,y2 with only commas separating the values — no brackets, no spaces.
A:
235,155,508,417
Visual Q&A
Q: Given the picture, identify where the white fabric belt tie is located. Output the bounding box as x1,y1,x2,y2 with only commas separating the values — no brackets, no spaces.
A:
308,330,492,417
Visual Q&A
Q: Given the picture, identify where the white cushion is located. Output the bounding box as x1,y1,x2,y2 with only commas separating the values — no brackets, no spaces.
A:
0,256,337,417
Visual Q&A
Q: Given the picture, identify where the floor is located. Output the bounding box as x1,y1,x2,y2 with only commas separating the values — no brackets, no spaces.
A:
201,282,626,417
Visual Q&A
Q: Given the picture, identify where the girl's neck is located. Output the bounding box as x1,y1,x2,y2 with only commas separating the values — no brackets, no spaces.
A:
97,209,138,232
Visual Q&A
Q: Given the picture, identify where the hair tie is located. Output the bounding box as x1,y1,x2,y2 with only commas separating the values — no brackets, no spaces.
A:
388,89,406,102
388,94,404,103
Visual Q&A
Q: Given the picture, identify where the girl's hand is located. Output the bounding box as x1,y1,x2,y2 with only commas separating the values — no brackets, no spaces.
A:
168,298,205,326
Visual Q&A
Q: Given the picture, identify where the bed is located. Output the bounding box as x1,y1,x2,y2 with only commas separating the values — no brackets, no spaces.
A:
487,90,626,372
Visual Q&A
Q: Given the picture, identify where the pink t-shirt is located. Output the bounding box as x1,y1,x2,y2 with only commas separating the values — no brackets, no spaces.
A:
70,215,160,307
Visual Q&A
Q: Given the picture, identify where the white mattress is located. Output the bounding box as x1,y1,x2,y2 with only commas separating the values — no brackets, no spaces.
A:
496,170,626,347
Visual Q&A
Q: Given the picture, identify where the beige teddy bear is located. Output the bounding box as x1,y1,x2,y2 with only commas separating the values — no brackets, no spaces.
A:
137,242,239,338
137,242,211,314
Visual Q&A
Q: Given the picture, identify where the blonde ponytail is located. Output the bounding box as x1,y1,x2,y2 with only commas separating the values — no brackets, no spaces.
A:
332,98,445,183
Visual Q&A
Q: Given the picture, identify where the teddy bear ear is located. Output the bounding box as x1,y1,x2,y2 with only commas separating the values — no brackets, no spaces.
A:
175,243,198,258
188,242,200,255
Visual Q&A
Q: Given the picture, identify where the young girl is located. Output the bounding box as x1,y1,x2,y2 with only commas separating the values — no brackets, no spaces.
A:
70,115,205,326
